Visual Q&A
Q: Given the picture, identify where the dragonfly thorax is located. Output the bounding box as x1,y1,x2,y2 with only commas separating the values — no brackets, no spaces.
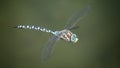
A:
53,29,78,43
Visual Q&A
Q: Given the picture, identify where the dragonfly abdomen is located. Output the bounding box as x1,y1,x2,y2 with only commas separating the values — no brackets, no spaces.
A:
16,25,54,34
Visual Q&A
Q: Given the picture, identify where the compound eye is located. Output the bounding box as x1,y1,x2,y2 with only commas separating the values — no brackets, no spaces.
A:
71,34,78,43
73,34,77,37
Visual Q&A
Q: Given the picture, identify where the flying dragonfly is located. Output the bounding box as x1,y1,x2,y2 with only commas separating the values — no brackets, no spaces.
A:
15,5,90,63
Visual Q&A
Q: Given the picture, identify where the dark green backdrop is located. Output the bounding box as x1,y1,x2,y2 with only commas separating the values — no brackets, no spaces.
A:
0,0,120,68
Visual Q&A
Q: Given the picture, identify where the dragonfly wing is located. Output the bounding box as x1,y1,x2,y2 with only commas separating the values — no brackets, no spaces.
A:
64,5,90,30
41,35,59,63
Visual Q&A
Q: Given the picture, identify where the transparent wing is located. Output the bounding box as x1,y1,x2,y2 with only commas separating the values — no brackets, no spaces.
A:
41,35,59,63
64,5,90,30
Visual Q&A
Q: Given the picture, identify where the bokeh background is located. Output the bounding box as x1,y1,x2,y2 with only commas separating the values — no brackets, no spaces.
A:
0,0,120,68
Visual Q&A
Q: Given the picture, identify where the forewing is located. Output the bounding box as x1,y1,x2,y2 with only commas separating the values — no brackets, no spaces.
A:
41,35,59,63
64,5,90,30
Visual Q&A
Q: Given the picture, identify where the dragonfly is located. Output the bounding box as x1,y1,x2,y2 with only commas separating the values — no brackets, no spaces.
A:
15,5,90,63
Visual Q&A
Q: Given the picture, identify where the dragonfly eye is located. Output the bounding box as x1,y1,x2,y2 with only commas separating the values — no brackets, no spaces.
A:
71,34,78,43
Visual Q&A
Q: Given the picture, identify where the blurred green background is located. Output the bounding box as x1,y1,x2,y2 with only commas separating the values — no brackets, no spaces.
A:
0,0,120,68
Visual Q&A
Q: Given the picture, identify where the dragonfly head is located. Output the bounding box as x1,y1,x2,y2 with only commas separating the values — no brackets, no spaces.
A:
71,34,78,43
